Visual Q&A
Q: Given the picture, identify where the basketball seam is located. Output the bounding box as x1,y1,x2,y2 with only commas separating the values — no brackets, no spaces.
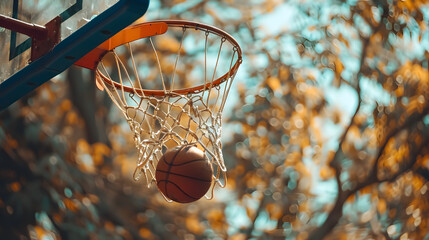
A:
164,145,187,198
156,169,212,182
166,158,208,166
157,180,199,201
162,145,188,166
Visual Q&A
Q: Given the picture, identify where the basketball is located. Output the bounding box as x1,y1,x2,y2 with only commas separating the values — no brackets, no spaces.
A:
156,145,213,203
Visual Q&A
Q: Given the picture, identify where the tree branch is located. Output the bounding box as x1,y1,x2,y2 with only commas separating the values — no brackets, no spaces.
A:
369,105,429,180
245,194,268,239
311,34,368,240
310,132,428,239
308,4,401,236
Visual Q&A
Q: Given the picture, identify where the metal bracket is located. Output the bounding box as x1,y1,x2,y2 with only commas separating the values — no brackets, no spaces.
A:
31,16,61,62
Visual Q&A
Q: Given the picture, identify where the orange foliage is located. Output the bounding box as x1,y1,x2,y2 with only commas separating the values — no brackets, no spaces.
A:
377,199,387,214
266,203,282,220
319,166,335,180
63,199,78,212
186,215,205,234
207,209,226,231
104,221,115,232
139,228,152,239
9,182,21,192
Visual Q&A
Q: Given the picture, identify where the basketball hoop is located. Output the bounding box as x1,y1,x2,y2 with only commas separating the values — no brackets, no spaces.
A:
77,20,242,200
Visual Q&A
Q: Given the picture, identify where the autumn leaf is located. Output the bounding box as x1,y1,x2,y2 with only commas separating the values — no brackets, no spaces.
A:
186,215,205,234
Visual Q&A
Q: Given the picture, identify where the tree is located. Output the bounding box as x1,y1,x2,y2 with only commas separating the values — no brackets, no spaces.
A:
222,0,429,239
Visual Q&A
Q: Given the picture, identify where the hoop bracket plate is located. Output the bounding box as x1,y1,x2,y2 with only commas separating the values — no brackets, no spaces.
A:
31,16,61,62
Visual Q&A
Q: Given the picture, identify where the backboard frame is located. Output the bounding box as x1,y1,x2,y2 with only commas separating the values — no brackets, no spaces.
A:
0,0,150,111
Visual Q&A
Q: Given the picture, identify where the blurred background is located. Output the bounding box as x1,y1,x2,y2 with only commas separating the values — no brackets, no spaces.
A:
1,0,429,239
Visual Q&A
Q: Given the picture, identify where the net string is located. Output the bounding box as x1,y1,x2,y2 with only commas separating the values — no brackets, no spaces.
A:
206,37,225,106
219,48,240,112
99,61,125,110
113,50,128,106
170,27,187,93
98,50,156,177
128,42,145,97
113,48,156,148
150,37,167,92
202,30,209,96
100,61,228,168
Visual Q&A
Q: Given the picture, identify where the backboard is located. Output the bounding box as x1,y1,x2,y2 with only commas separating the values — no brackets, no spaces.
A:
0,0,150,110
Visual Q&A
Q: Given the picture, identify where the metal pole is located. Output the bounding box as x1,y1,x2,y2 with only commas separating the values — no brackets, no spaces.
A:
0,14,47,39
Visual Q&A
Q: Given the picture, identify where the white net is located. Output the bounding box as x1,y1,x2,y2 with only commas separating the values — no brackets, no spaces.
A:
95,21,242,199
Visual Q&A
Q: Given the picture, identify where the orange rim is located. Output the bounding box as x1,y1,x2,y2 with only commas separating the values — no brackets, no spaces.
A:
75,22,168,70
93,20,243,96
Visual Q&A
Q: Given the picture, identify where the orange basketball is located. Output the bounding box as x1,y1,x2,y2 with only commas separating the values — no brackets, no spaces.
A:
156,145,213,203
